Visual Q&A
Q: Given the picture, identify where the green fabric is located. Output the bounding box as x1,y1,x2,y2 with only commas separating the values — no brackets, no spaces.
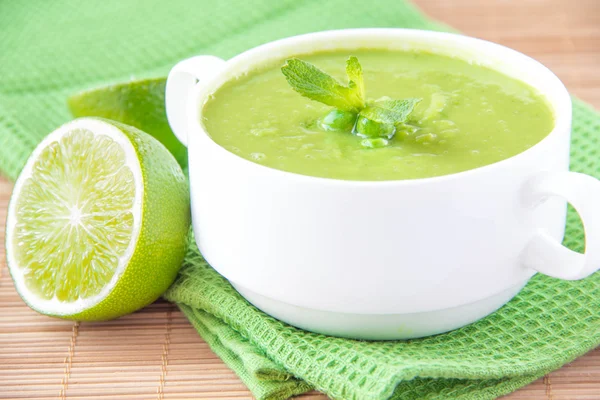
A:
1,1,599,399
178,304,313,400
166,226,600,399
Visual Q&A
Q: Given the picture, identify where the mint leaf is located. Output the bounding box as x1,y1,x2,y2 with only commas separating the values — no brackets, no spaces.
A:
281,58,364,112
346,56,365,109
359,98,421,125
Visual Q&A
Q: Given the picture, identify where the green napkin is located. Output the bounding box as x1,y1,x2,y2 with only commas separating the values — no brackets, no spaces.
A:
1,1,599,399
166,215,600,399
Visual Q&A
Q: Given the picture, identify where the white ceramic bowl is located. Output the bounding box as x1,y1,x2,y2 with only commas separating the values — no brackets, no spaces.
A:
166,29,600,340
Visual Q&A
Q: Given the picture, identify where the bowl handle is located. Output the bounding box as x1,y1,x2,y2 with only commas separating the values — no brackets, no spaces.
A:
165,56,226,146
521,171,600,280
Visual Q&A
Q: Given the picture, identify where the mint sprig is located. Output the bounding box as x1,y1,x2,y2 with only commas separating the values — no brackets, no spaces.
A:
281,58,364,112
281,56,420,147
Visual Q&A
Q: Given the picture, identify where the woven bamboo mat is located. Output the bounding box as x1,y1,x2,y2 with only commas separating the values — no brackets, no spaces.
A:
1,0,599,398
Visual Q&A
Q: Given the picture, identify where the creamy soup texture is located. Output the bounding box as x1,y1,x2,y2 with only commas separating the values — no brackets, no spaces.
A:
202,49,554,181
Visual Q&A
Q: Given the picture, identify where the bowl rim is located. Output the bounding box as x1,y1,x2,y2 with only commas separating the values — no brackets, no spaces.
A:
188,28,572,187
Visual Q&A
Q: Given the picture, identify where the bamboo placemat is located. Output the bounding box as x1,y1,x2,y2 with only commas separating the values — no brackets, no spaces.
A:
1,0,599,398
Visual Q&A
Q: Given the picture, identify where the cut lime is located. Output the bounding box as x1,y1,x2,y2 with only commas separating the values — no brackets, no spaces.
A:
6,117,190,320
68,78,188,168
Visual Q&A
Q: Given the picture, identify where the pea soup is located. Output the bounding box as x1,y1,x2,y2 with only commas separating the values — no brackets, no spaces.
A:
202,49,554,181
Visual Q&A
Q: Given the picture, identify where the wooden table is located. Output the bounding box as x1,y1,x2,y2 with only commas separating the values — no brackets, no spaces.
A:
1,0,599,398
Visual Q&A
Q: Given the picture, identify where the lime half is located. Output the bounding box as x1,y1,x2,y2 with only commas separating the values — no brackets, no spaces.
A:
6,118,190,320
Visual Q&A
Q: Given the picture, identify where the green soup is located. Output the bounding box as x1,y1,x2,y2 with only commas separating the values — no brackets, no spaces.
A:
202,49,554,181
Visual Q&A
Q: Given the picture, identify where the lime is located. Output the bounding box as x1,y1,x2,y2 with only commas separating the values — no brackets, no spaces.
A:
5,117,190,320
68,78,188,168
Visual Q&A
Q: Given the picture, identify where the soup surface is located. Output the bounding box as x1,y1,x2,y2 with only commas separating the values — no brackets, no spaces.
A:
202,49,554,181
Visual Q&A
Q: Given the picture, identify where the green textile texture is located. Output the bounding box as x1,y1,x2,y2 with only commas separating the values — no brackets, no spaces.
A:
1,1,599,399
